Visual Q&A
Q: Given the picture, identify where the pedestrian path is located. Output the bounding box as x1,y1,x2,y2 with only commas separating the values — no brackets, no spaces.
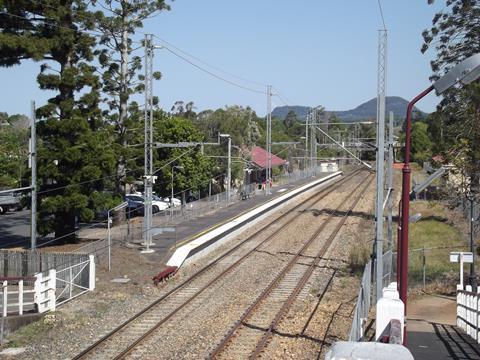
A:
407,293,480,359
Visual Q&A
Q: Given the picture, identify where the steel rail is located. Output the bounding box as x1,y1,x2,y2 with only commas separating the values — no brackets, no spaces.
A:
73,169,362,359
251,176,374,358
209,173,372,358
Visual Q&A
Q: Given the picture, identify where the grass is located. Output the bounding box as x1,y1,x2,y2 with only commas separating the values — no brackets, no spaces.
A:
6,320,54,348
407,201,466,287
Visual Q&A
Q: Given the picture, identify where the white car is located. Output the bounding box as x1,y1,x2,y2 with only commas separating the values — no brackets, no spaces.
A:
126,194,169,213
162,197,182,207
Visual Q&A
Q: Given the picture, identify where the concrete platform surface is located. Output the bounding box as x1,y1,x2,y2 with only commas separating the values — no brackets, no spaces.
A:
407,293,480,359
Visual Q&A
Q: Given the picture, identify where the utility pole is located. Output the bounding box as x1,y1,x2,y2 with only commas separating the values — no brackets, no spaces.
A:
30,101,37,250
387,111,394,252
143,34,154,253
305,111,309,176
266,85,272,195
227,136,231,205
310,108,316,176
375,29,387,301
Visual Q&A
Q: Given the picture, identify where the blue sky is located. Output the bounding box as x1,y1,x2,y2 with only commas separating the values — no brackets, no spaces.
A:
0,0,444,117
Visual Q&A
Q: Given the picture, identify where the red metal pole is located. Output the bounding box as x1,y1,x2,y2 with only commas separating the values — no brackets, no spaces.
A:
399,85,434,342
397,199,402,286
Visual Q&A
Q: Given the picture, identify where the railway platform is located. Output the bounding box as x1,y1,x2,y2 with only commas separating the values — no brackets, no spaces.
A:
407,293,480,360
140,171,343,270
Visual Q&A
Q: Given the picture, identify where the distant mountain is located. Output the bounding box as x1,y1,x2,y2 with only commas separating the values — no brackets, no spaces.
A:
272,96,427,122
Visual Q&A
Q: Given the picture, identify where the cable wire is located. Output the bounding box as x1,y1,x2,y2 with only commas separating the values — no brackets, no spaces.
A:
160,46,266,95
153,34,267,88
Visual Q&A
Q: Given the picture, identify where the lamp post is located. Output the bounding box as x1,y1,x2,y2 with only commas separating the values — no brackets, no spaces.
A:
171,165,183,208
399,54,480,330
219,134,231,206
466,192,477,292
107,202,128,271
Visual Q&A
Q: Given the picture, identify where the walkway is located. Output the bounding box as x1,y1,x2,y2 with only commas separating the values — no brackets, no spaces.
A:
407,293,480,359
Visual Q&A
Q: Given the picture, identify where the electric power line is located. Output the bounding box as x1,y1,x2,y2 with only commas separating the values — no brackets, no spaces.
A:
153,34,267,88
160,45,267,95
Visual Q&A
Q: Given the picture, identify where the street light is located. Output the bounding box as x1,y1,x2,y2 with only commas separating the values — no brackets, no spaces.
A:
399,53,480,324
219,133,231,206
107,201,128,271
171,165,184,207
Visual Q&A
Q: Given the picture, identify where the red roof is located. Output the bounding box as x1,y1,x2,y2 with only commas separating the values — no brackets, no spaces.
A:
251,146,286,169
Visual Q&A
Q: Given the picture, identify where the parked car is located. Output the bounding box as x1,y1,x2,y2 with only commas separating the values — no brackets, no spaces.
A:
125,194,169,214
162,196,182,207
125,196,144,217
0,192,23,215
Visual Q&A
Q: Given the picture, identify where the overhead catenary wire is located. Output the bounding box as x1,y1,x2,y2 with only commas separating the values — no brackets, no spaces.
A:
160,45,267,95
153,34,267,88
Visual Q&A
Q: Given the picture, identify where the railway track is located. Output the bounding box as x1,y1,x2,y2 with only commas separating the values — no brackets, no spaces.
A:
209,173,373,359
73,169,366,360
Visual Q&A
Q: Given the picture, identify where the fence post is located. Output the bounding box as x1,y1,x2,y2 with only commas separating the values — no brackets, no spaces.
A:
89,254,95,291
422,247,426,289
2,281,7,317
49,269,56,312
69,266,73,299
18,280,23,316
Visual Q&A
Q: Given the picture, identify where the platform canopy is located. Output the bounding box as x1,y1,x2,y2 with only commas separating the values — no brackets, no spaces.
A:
251,146,286,169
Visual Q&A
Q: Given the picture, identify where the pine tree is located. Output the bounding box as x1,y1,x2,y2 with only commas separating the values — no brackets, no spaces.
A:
95,0,170,194
0,1,116,243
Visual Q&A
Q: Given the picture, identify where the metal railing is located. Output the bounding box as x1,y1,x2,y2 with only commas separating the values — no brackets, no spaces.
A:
349,250,394,342
350,259,373,341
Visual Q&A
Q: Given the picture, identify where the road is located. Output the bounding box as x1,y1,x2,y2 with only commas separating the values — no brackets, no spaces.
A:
0,209,31,248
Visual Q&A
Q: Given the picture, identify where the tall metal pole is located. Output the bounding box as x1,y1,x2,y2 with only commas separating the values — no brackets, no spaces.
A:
171,166,174,208
143,34,154,253
227,136,232,205
305,112,309,176
107,210,112,271
30,101,37,250
266,85,272,195
310,108,316,176
387,111,394,252
399,85,435,325
375,29,387,301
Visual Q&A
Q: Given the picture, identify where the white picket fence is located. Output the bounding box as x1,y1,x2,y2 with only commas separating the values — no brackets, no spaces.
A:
0,254,95,316
457,286,480,342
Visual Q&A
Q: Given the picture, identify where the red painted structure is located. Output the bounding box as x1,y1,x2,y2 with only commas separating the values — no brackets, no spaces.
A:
250,146,286,169
399,85,434,344
152,266,177,286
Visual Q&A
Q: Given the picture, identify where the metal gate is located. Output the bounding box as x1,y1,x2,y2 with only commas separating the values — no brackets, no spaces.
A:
55,256,94,306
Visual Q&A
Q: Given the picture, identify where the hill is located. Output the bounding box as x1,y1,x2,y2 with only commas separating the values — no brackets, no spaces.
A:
272,96,427,122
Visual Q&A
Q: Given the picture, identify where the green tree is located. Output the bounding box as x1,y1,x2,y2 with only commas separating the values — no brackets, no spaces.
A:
95,0,170,194
153,115,213,199
0,115,29,188
422,0,480,193
0,1,116,242
411,121,432,164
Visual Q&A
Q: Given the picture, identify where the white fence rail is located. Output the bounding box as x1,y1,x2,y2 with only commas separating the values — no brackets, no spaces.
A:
457,287,480,342
0,253,95,315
